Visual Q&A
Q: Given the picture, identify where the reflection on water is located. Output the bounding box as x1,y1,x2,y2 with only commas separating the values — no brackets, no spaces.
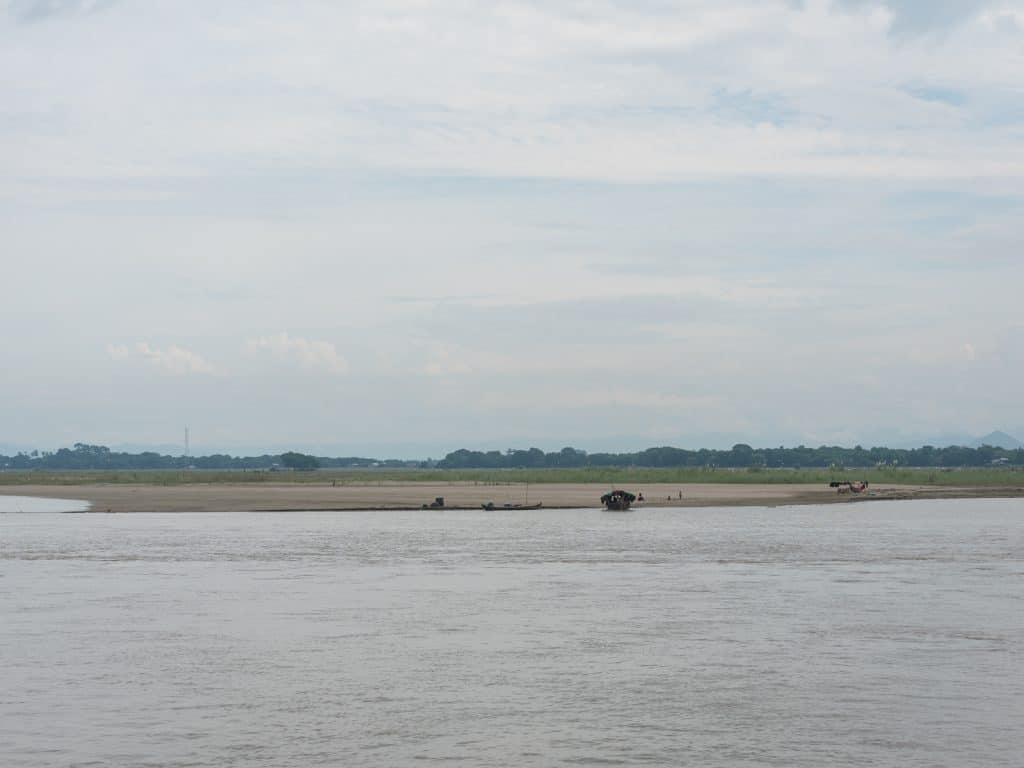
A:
0,495,89,513
1,499,1022,767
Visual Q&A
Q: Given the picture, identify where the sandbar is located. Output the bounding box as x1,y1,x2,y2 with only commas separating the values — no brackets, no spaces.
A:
3,481,1021,513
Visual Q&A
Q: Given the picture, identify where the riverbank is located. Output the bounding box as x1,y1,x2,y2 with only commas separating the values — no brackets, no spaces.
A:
3,481,1022,513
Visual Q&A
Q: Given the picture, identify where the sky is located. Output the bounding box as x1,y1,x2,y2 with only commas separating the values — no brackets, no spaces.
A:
2,0,1023,458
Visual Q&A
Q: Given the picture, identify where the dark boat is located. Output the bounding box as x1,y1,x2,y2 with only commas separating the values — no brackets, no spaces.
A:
481,502,543,510
601,490,636,510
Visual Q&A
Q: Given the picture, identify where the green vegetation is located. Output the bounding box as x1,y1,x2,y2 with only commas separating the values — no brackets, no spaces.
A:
435,444,1024,470
1,441,1021,487
7,442,1022,473
0,443,403,472
1,466,1020,487
279,451,320,471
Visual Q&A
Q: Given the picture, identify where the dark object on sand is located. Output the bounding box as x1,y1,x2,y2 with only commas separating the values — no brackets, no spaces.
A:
481,502,543,510
601,490,636,510
830,481,868,494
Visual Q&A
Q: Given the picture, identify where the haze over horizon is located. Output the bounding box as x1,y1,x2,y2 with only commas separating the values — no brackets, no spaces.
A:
3,0,1023,454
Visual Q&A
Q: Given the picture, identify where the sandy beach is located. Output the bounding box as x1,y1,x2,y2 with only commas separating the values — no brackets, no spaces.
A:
3,481,1021,513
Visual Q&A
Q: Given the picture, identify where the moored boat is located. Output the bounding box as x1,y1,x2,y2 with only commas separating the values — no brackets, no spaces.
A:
601,489,636,510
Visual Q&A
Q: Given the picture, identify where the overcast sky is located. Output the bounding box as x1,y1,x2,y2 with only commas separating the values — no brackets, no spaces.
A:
2,0,1023,457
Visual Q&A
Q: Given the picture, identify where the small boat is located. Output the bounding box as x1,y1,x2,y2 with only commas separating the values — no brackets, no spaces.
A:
601,490,636,510
481,502,543,510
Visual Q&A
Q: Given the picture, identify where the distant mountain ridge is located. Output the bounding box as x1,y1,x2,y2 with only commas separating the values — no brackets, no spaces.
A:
971,431,1022,449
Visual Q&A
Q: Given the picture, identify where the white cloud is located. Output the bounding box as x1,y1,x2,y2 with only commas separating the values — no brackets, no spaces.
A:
107,342,217,375
246,332,349,376
3,1,1024,452
550,389,724,412
421,344,472,377
3,0,1024,185
9,0,118,23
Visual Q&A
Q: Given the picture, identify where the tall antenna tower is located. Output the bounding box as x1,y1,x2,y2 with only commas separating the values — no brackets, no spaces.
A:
184,426,190,459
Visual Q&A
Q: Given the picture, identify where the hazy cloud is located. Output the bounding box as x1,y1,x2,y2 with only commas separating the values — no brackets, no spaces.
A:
246,333,349,376
3,0,1024,185
421,344,473,377
8,0,117,22
107,342,217,376
2,1,1023,453
832,0,993,34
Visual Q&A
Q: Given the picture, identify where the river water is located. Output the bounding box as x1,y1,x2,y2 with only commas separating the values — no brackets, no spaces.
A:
1,499,1022,767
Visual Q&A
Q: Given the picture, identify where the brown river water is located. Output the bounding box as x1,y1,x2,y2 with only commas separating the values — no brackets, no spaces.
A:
2,499,1022,766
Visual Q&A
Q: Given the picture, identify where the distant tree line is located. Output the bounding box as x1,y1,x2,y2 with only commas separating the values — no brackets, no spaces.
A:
436,443,1024,469
1,441,1021,472
0,443,408,471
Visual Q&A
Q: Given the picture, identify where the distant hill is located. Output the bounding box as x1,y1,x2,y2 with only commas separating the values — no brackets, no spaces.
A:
972,431,1022,449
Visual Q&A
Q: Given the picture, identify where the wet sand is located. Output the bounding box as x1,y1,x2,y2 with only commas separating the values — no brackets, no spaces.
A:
3,481,1021,513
